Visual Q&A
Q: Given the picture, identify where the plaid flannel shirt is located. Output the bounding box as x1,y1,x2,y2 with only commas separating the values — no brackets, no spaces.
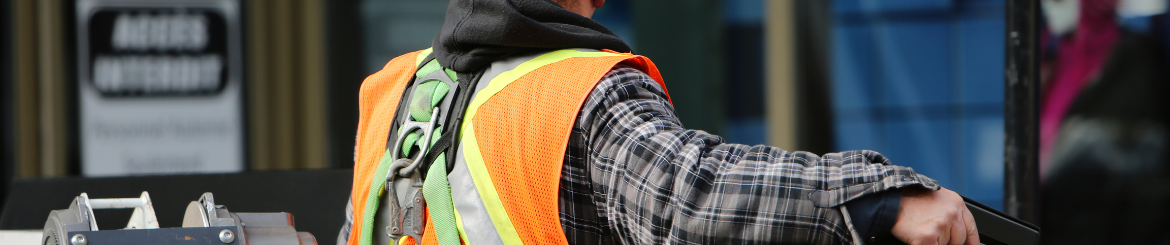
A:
557,66,939,245
340,66,940,245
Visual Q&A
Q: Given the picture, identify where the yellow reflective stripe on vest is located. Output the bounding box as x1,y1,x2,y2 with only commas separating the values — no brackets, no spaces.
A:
447,51,546,245
458,49,622,245
452,203,470,242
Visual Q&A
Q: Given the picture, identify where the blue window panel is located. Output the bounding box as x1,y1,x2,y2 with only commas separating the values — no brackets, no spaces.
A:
835,122,884,152
831,0,1005,210
952,0,1004,209
724,117,767,146
835,0,955,16
592,0,634,46
833,0,863,15
833,106,883,128
956,9,1005,105
723,0,764,25
883,119,954,188
957,0,1007,16
832,24,880,109
958,118,1005,210
879,21,952,107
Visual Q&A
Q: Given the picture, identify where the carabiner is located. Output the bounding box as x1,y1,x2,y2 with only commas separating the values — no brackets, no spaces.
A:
388,108,441,177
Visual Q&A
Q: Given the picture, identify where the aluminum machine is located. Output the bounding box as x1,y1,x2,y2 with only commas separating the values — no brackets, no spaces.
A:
41,192,316,245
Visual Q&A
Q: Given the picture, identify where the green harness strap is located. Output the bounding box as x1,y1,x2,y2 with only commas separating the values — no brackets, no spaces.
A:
360,149,397,245
422,152,459,245
361,57,461,245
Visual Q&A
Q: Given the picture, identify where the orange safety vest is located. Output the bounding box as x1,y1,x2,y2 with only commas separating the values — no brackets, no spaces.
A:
349,48,668,245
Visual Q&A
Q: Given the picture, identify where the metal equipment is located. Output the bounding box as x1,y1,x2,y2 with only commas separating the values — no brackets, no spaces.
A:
41,192,316,245
888,197,1040,245
964,197,1039,245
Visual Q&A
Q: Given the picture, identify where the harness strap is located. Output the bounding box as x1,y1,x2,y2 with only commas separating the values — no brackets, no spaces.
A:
419,71,481,177
359,149,400,245
376,49,478,245
422,153,458,245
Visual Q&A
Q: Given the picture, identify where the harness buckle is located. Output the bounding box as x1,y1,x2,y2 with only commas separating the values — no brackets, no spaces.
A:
384,159,425,244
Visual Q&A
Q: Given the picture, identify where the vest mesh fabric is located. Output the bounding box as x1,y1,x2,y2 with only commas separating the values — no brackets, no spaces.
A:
351,50,423,245
471,55,661,244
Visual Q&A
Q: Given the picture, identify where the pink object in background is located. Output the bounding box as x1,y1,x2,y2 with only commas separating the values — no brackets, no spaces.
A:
1040,0,1120,180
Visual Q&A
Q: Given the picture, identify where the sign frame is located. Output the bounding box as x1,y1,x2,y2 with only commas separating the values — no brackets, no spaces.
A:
75,0,246,177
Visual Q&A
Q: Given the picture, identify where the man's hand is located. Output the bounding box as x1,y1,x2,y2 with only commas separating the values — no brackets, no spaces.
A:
891,187,979,245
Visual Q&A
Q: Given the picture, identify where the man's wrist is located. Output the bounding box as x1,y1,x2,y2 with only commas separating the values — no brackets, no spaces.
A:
844,188,903,244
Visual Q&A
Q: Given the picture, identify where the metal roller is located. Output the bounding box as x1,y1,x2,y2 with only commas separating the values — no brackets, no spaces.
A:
42,192,316,245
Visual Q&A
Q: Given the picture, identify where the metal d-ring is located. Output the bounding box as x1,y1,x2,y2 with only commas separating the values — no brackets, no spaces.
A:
388,108,441,177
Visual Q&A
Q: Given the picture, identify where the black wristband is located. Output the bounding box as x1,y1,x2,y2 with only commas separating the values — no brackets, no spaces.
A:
844,188,903,244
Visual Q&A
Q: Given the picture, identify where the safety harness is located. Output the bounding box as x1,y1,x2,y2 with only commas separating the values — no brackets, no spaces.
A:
370,51,478,245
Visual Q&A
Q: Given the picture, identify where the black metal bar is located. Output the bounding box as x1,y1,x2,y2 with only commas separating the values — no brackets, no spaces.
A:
1003,0,1041,224
69,227,241,245
325,0,366,169
1,0,14,216
965,197,1040,245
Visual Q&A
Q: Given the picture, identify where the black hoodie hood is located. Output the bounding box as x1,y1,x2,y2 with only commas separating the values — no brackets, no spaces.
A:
432,0,632,72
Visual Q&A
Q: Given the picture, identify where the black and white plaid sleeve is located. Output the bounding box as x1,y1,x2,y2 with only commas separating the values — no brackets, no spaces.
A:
559,66,941,245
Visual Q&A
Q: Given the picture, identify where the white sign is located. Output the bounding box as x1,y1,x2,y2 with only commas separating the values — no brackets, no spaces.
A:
76,0,244,177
